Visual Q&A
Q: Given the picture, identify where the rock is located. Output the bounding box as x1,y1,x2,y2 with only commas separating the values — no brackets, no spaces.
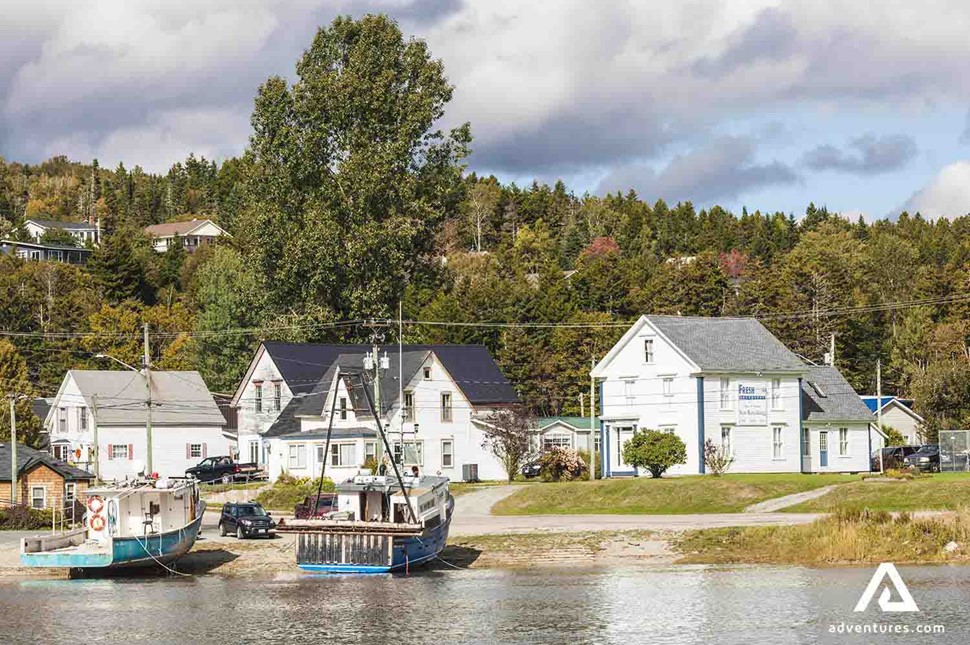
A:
944,541,959,553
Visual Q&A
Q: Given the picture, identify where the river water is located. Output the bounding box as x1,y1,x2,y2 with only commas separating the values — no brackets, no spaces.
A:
2,564,968,644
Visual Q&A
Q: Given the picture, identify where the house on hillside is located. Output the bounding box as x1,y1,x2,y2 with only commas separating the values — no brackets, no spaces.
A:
231,342,519,482
592,315,877,477
144,218,229,252
22,218,100,246
0,239,93,265
862,396,923,445
0,443,94,510
46,370,229,480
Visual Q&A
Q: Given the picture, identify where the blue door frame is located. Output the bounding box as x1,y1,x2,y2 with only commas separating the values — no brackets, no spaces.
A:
819,431,829,468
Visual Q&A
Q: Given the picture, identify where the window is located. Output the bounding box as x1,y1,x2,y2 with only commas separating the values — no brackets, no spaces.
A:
543,432,573,450
623,379,635,404
249,440,260,464
423,367,431,380
189,443,203,459
30,486,46,510
441,439,454,468
771,379,782,410
330,443,356,467
59,408,66,433
110,444,129,460
643,338,654,363
663,378,673,398
721,426,732,455
839,428,849,456
274,382,282,412
403,390,414,421
339,397,348,421
720,378,732,409
52,445,69,461
254,382,263,413
659,425,676,435
802,428,810,457
65,482,77,503
80,408,87,431
288,444,307,469
394,441,424,466
365,442,377,463
772,427,783,459
594,434,601,452
441,393,453,422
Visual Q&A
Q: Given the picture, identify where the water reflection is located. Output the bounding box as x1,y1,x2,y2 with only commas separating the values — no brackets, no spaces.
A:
2,565,968,644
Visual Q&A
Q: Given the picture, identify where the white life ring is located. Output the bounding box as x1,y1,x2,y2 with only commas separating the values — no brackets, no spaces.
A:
86,495,104,514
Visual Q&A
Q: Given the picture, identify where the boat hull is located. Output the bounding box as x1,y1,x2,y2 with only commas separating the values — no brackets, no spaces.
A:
298,501,452,574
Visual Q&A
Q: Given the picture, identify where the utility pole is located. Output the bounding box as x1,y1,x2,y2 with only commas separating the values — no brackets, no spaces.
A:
590,356,597,481
877,358,883,473
91,394,99,482
9,397,17,505
143,323,154,476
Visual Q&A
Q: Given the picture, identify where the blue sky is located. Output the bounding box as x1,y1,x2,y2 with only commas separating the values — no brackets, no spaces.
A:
3,0,970,221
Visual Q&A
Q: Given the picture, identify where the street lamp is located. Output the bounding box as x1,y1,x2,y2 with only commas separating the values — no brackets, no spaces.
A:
7,394,29,506
94,352,154,476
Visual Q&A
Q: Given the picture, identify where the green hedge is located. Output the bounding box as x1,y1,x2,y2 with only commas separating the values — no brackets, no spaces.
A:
0,505,53,530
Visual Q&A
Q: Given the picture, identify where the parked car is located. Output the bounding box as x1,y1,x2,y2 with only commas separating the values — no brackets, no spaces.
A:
521,461,542,479
294,494,338,519
904,444,941,472
186,456,261,483
870,445,919,471
218,502,276,539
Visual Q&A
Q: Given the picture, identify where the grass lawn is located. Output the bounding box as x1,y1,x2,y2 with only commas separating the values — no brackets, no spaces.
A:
675,509,970,565
450,481,532,497
785,472,970,513
491,473,861,515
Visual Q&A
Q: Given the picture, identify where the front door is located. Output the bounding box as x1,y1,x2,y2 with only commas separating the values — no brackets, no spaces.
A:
819,431,829,468
614,426,635,472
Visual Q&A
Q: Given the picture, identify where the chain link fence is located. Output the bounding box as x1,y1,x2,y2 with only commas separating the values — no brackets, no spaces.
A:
939,430,970,472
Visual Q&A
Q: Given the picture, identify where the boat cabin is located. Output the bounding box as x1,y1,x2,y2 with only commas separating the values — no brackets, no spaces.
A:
85,479,200,541
332,474,449,526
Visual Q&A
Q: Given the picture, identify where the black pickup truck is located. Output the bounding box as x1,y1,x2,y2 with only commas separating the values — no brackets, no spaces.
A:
185,456,262,483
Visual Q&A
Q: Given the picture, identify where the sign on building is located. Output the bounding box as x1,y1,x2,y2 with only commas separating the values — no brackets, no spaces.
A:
737,381,768,426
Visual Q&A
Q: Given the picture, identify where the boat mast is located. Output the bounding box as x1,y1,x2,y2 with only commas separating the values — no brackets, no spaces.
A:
358,375,416,523
312,370,342,517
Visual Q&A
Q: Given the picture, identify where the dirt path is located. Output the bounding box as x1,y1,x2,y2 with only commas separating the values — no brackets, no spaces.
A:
743,485,841,513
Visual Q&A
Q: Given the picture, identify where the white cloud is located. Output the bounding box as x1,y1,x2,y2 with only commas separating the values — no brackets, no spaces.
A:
902,161,970,219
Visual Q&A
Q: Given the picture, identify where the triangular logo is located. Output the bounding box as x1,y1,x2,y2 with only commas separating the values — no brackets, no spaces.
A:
854,563,919,613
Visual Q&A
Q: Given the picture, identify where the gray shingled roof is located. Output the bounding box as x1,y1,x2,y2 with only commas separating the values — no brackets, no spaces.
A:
801,365,875,422
26,218,97,231
66,370,224,426
0,443,94,482
648,315,806,372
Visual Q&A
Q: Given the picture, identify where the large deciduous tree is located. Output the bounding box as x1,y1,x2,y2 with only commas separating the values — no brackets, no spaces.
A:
479,406,538,483
0,340,42,446
242,14,471,322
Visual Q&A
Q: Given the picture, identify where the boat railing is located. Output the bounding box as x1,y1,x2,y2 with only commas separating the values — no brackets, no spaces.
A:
279,518,423,536
297,532,393,567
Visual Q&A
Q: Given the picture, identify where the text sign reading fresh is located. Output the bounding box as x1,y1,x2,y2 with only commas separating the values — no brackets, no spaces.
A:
737,381,768,426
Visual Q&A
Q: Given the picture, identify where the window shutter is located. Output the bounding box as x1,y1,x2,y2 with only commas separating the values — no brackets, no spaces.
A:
107,444,113,460
186,443,191,459
203,443,208,458
128,444,134,460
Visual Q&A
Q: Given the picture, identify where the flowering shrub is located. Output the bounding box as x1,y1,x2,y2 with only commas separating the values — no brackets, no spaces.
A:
539,447,588,482
703,438,734,476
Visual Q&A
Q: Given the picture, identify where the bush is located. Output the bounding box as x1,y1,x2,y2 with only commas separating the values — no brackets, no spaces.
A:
622,430,687,478
703,438,734,476
577,449,600,480
255,475,335,510
362,457,379,474
538,447,588,482
0,505,53,530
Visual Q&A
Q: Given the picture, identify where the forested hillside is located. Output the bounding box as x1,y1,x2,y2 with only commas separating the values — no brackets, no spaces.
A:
2,15,969,440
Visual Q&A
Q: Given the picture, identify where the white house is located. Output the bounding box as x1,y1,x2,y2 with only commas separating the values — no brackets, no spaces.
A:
861,396,924,445
23,218,100,246
144,218,229,252
231,343,519,482
536,417,600,453
592,315,876,477
46,370,229,480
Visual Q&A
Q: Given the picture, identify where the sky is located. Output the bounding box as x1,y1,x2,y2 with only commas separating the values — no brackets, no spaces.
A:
3,0,970,221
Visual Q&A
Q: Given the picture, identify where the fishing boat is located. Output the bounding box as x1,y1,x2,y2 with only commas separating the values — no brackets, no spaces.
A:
20,478,204,572
281,473,453,573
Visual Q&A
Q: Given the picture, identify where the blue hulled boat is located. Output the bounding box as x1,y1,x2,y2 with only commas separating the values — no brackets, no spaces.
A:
21,479,204,571
285,474,453,574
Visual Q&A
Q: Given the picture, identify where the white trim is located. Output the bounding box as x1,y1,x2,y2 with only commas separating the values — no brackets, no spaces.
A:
591,316,702,378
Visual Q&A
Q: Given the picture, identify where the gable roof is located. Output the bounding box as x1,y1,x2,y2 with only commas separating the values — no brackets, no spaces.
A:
144,219,228,238
800,365,874,423
61,370,224,426
861,395,919,414
259,343,518,419
25,218,97,231
646,315,806,372
0,443,94,482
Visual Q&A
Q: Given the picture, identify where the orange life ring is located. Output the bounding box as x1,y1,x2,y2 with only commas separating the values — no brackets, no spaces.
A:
89,514,106,531
87,495,104,514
